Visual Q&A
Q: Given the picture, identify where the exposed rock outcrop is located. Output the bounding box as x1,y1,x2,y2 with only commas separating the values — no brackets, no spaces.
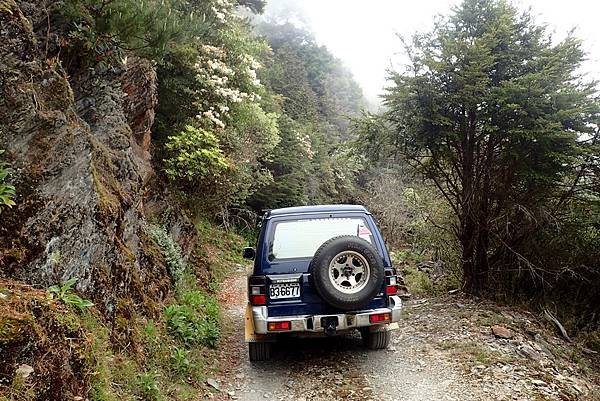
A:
0,0,193,316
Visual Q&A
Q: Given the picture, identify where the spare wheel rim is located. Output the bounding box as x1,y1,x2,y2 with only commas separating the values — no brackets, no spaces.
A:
328,251,371,294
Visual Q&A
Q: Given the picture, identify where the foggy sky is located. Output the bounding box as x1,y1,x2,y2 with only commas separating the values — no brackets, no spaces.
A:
263,0,600,105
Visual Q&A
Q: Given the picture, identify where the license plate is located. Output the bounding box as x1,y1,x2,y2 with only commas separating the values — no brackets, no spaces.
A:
269,283,300,299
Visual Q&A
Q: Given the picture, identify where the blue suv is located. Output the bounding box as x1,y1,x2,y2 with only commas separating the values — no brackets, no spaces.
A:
243,205,402,361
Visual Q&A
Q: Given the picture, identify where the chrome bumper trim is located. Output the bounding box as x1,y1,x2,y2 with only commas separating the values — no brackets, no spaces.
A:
252,296,402,334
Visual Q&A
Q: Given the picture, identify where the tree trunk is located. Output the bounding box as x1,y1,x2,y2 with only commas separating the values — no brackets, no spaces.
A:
460,109,485,295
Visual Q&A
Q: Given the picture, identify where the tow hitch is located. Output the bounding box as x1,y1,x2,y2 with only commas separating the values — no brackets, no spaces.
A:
321,316,339,336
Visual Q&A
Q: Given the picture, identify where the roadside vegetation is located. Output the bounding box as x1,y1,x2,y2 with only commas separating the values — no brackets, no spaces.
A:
1,0,599,397
0,150,15,212
351,0,600,354
0,219,242,401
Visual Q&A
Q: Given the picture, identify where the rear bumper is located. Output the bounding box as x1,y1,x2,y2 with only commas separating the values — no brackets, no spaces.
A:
251,296,402,335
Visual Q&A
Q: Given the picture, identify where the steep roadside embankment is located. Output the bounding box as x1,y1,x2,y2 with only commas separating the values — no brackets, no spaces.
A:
0,0,194,316
0,1,205,398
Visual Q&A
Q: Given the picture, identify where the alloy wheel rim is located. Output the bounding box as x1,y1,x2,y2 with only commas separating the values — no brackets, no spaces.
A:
328,251,371,294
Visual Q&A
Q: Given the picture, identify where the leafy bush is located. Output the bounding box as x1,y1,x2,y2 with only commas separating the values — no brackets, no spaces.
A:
48,278,94,310
0,149,16,212
57,0,209,68
147,224,186,283
169,347,191,375
164,125,229,184
164,290,219,348
137,371,161,401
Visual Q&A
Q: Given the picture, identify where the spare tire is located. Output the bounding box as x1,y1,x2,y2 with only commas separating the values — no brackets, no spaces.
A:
311,235,384,311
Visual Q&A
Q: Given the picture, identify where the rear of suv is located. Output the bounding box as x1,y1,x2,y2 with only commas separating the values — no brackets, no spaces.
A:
243,205,402,361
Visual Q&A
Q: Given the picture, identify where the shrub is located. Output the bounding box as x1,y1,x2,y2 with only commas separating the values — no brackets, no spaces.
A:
48,278,94,310
169,347,190,375
164,290,220,348
0,149,16,212
147,224,186,284
164,125,229,185
137,371,161,401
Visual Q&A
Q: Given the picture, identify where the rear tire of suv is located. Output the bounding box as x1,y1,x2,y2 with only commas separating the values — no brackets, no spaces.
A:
311,235,385,310
361,329,391,350
248,342,272,361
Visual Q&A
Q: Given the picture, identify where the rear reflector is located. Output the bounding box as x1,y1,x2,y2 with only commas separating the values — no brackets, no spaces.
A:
386,285,397,295
268,321,291,331
369,312,391,323
250,294,266,305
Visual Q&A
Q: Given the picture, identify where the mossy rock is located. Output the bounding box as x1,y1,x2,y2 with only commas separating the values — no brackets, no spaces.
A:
0,314,33,344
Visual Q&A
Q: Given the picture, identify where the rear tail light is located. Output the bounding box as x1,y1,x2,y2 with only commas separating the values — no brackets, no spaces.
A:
249,276,267,305
369,312,391,323
385,270,398,295
250,294,266,305
268,321,291,331
386,285,397,295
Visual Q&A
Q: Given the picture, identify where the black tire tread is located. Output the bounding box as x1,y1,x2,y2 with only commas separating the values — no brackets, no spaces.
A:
363,329,391,350
311,235,384,310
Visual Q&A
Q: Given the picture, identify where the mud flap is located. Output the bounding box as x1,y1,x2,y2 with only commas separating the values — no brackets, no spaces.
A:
244,303,275,343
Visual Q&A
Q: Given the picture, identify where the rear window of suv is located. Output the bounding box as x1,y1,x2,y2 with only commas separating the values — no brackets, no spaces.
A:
268,217,375,260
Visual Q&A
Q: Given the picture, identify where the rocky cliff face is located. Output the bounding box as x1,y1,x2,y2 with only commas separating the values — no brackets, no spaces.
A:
0,0,194,317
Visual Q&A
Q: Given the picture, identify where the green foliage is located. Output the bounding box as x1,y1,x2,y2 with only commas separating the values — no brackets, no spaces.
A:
258,22,366,133
48,278,94,310
57,0,210,67
137,371,161,401
147,224,186,284
164,125,229,185
169,347,191,375
401,263,434,295
247,22,367,212
164,290,220,348
380,0,600,298
0,150,16,212
150,1,284,216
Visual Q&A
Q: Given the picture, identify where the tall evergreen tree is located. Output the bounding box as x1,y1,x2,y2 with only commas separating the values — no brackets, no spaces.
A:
384,0,600,294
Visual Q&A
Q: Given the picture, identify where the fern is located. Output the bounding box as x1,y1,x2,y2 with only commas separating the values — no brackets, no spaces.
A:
0,149,16,211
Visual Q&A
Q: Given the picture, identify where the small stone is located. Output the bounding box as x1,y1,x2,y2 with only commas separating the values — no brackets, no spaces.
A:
0,292,7,299
16,364,34,379
518,344,541,361
227,391,236,397
207,378,220,391
531,379,546,386
491,325,514,339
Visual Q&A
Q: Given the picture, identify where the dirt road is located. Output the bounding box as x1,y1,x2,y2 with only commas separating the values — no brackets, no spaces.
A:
211,269,597,401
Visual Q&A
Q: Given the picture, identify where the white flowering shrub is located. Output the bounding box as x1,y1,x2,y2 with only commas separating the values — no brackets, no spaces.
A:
193,44,262,129
161,0,281,212
295,131,314,160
